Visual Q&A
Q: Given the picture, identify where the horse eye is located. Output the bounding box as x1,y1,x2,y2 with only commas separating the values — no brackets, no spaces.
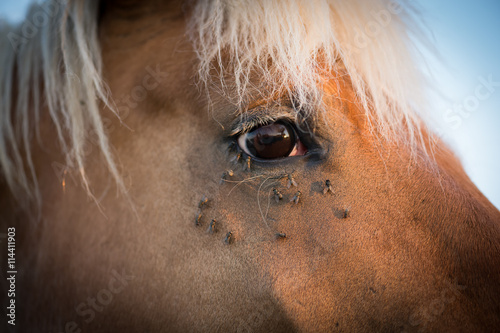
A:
237,121,307,159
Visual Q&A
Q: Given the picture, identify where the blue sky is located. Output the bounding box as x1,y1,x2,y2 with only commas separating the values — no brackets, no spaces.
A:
1,1,499,208
417,0,500,209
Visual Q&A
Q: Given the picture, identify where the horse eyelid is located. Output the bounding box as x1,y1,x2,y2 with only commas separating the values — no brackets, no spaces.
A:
229,111,298,137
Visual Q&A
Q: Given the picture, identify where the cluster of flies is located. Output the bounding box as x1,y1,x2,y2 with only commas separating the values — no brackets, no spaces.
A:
194,144,344,245
195,179,338,245
195,195,233,244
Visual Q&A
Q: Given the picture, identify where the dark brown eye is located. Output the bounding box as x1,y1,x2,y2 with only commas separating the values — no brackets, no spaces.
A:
237,121,307,159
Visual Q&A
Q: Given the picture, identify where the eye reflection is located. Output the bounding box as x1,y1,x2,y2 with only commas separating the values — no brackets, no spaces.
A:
237,121,307,159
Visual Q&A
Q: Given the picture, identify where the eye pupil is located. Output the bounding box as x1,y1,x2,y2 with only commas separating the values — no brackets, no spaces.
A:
245,122,295,159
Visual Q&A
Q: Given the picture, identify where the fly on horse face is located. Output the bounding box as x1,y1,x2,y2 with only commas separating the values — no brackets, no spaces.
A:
1,0,499,332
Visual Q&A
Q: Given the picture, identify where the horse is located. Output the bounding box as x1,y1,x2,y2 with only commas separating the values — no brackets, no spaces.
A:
1,0,499,332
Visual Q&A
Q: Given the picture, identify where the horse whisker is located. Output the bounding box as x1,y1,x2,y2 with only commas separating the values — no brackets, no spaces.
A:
226,174,266,195
257,176,280,228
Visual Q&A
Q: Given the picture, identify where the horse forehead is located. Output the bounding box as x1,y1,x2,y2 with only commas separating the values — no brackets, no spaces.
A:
100,3,200,104
100,0,187,45
99,1,345,111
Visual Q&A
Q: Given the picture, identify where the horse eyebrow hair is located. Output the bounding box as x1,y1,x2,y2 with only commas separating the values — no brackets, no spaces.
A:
229,105,300,136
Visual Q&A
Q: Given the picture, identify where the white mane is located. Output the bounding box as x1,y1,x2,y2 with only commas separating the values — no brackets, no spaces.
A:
0,0,122,207
0,0,433,206
189,0,432,128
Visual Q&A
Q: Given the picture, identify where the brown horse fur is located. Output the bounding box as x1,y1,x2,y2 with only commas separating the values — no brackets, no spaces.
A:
1,0,499,332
